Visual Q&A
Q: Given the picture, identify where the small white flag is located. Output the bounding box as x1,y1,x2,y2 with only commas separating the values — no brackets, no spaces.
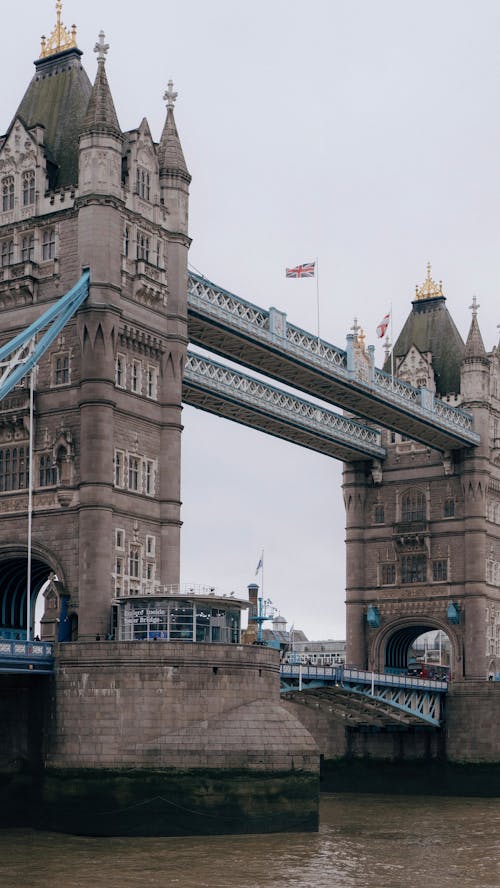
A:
255,555,263,575
376,312,390,339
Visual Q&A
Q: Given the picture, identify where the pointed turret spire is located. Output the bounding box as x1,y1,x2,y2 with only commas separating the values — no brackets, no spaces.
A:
464,296,488,362
158,81,190,181
81,31,122,138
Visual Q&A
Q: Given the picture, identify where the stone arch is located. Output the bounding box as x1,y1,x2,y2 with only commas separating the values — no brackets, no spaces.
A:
371,615,460,677
0,543,66,638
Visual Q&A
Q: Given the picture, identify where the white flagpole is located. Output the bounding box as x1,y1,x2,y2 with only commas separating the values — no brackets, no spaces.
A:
26,364,34,642
315,257,320,343
390,301,394,386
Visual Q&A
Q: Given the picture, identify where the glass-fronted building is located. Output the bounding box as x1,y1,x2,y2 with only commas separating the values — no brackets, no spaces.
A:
113,585,248,643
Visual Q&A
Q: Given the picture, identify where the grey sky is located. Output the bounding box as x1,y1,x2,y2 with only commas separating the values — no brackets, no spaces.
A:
2,1,500,638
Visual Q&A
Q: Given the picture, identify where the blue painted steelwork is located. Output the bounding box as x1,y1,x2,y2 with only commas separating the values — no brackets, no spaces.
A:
280,663,447,726
187,271,479,451
0,269,90,400
0,638,54,674
183,350,386,460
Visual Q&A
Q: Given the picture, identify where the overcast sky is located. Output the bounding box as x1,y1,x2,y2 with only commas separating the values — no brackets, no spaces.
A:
3,1,500,639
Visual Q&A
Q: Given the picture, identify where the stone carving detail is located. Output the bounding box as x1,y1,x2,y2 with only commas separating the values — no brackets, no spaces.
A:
397,344,436,393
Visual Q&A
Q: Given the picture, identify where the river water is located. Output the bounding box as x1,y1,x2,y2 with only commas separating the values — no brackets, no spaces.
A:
1,794,499,888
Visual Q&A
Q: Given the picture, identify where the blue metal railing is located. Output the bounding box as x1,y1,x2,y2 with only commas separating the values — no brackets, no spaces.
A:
0,638,54,673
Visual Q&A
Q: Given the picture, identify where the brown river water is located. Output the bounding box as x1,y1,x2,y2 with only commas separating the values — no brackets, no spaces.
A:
0,794,499,888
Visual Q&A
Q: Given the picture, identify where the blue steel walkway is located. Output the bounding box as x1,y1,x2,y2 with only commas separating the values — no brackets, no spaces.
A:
188,272,478,452
280,664,447,727
0,639,54,674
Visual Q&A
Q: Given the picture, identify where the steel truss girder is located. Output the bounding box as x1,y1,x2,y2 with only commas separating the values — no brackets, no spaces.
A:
183,351,386,461
187,272,478,451
0,269,90,401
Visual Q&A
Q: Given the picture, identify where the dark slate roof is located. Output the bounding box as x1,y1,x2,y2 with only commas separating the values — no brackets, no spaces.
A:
12,48,92,188
388,295,465,396
81,59,122,139
158,107,190,181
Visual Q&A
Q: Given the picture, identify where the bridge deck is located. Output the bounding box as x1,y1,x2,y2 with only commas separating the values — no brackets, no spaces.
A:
183,351,386,461
188,273,478,452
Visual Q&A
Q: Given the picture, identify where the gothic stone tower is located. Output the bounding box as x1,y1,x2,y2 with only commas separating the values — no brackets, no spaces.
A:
0,13,190,640
344,265,500,681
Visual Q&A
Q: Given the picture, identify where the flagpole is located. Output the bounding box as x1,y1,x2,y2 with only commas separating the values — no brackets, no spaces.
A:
390,301,394,386
316,257,320,343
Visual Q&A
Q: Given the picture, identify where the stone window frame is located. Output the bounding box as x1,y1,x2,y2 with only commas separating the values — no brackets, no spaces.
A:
443,498,455,518
115,528,125,549
128,543,142,580
123,225,130,257
146,365,158,400
51,351,70,387
39,452,57,487
1,237,14,267
1,176,14,212
136,166,151,201
0,444,29,493
373,504,385,524
114,450,126,488
21,232,35,262
401,553,427,584
22,170,35,207
41,227,56,261
128,455,140,491
400,488,426,523
432,559,448,582
144,459,156,497
115,353,127,389
380,563,396,586
146,534,155,557
131,359,142,394
136,230,150,263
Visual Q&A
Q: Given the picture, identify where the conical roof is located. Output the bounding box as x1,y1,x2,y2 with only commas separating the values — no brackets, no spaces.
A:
81,33,122,139
158,81,190,180
13,48,92,187
464,298,488,362
388,266,465,395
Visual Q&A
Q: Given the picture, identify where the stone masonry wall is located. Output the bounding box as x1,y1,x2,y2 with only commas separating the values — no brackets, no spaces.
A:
446,680,500,761
46,642,318,772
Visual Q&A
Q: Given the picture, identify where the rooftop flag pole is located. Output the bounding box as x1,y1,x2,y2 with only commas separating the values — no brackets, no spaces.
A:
316,257,320,344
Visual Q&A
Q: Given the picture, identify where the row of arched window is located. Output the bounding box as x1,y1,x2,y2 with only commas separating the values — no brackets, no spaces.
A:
373,491,455,524
2,171,35,212
0,228,55,267
0,448,60,492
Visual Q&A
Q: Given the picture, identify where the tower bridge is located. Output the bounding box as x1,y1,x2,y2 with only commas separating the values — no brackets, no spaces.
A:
0,4,499,837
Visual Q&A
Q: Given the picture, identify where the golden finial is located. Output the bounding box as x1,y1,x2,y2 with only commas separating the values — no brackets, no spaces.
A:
39,1,77,59
415,261,444,301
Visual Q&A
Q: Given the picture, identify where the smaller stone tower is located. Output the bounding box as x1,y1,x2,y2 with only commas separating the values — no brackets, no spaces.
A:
344,265,500,681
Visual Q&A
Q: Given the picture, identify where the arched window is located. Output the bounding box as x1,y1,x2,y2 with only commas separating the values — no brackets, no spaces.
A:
401,489,426,523
2,176,14,211
1,239,14,266
22,171,35,206
39,454,57,487
21,233,35,262
0,446,29,491
42,228,55,260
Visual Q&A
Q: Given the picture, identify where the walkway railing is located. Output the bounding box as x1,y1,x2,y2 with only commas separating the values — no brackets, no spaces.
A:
0,639,54,674
184,351,386,460
188,272,479,448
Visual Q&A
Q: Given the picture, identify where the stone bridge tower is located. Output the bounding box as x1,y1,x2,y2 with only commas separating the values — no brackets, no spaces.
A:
344,266,500,680
0,11,190,639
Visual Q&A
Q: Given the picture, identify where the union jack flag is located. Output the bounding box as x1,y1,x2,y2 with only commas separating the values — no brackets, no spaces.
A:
285,262,315,278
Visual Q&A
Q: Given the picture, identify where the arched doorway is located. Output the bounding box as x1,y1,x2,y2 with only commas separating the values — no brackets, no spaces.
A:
376,619,457,679
0,550,63,640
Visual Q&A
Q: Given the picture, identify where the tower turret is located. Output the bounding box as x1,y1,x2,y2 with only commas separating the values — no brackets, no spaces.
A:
158,81,191,233
461,296,490,404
